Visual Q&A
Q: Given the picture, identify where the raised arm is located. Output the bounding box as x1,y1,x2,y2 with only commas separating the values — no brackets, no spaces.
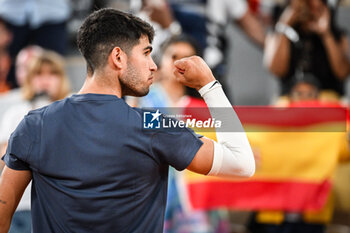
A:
236,10,266,49
311,6,350,80
263,6,299,77
174,56,255,178
0,166,31,233
322,34,349,80
263,31,291,78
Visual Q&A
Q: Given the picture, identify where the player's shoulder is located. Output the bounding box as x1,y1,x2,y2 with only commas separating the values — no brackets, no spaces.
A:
26,105,47,121
8,106,45,140
25,98,68,123
16,106,46,136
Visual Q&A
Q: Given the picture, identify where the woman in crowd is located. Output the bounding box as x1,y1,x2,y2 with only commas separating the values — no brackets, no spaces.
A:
264,0,349,101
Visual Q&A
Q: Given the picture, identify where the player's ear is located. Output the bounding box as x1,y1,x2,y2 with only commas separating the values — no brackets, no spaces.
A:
110,47,126,70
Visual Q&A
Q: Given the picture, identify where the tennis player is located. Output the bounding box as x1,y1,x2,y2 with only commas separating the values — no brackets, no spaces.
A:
0,8,254,233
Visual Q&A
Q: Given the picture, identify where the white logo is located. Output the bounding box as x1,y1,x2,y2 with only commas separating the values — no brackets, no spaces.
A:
143,110,161,129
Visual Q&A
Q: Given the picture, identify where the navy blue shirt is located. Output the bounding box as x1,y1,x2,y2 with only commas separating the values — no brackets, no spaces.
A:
2,94,203,233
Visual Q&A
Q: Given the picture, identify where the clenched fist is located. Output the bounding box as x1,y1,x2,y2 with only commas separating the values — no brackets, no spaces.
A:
173,56,216,90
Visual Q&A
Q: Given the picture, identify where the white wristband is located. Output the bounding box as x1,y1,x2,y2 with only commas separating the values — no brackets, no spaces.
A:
275,22,299,43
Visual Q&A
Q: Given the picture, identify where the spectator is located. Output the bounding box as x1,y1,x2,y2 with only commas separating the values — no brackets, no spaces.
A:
0,46,43,126
15,46,44,87
0,18,11,51
264,0,350,98
289,73,320,102
0,49,70,233
0,0,71,88
0,18,11,94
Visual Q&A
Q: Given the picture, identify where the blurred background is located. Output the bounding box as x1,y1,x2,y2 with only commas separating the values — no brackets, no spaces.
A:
64,0,350,105
0,0,349,233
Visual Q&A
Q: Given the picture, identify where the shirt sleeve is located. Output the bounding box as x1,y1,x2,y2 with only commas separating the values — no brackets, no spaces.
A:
1,110,41,171
151,124,203,171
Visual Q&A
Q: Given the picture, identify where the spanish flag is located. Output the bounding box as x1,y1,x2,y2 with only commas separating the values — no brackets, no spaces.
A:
184,101,349,213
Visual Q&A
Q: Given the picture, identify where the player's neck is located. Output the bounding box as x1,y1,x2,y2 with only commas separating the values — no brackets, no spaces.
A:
78,71,122,98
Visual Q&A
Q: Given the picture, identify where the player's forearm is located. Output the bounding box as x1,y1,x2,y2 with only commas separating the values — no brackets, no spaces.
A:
0,167,31,233
0,192,12,232
0,196,11,233
238,10,266,48
198,81,255,178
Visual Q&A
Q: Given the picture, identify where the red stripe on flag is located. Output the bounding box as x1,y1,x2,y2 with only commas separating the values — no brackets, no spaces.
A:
235,107,347,127
183,105,347,128
187,180,331,212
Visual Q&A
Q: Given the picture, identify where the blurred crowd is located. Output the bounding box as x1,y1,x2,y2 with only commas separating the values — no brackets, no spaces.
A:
0,0,349,233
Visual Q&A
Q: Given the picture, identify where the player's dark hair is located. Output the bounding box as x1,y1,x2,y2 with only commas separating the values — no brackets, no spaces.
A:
77,8,154,75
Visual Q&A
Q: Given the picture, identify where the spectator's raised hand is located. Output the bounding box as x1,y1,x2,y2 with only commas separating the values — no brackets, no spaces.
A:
279,0,308,25
307,4,331,36
142,0,173,29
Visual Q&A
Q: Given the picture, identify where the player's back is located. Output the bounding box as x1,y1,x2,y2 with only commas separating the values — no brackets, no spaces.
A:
26,93,169,233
